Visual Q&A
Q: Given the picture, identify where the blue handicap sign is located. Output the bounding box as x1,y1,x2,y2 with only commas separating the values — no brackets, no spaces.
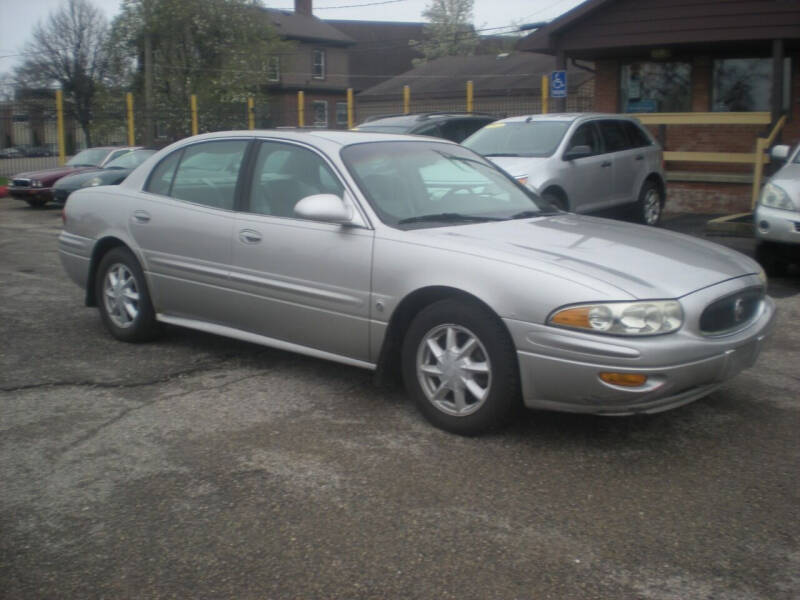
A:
550,70,567,98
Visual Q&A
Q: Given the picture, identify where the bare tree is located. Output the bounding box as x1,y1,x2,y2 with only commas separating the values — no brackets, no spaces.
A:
14,0,109,147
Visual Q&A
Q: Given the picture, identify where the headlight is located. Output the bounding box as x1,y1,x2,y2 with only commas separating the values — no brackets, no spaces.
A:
83,176,104,187
548,300,683,336
759,182,797,211
31,179,43,188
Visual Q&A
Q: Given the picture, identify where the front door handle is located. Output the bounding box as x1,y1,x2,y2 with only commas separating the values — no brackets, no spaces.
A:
601,161,612,168
239,229,262,244
132,210,151,223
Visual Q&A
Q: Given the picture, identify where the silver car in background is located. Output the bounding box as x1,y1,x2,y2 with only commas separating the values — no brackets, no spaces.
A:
463,113,666,225
59,130,773,435
755,143,800,275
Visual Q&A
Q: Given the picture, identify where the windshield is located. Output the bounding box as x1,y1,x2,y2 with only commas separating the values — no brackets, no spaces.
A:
66,148,112,167
341,141,551,229
104,149,156,169
463,121,571,157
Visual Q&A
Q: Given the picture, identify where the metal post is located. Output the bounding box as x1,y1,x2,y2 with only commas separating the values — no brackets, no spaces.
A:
55,90,65,166
403,85,410,115
248,97,255,130
298,91,305,127
466,80,473,113
190,94,198,136
126,92,135,146
347,88,354,129
541,75,549,114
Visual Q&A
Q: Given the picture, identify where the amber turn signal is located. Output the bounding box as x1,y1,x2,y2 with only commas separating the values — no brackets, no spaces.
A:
599,372,648,387
550,306,591,328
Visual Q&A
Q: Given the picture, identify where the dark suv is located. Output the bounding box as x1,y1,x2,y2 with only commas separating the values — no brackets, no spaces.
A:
353,112,496,143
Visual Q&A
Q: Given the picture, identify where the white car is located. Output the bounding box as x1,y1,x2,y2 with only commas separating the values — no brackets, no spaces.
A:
463,113,666,225
755,144,800,275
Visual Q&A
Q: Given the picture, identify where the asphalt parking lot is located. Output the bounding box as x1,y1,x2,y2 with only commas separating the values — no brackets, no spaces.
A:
1,198,799,599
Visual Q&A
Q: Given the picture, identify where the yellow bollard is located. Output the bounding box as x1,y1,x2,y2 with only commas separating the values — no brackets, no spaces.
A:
347,88,354,129
298,91,305,127
466,80,473,113
541,75,549,114
403,85,410,115
190,94,198,135
248,97,255,130
55,90,65,166
126,92,135,146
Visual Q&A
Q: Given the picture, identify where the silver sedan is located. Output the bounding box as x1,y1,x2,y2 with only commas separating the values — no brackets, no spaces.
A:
59,130,775,435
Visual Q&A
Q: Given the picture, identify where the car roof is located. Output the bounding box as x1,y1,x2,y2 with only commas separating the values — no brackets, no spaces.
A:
358,113,494,126
172,129,460,148
498,113,640,124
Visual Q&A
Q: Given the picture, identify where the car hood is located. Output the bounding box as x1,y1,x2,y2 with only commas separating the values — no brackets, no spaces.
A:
12,165,93,184
413,214,760,299
54,167,117,191
486,156,547,179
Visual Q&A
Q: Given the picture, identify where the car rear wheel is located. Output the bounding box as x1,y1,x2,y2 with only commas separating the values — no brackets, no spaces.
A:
402,298,520,435
636,181,662,226
95,247,161,342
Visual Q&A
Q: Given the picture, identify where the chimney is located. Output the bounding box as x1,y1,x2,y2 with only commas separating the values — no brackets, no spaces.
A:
295,0,312,16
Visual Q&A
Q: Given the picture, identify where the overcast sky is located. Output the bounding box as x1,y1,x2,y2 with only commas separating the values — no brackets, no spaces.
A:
0,0,585,75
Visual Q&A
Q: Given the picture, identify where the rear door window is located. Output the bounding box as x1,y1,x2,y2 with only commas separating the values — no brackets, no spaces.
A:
597,120,631,153
621,121,652,148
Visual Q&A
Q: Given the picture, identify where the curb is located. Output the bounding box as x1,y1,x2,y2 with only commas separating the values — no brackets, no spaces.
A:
705,212,754,237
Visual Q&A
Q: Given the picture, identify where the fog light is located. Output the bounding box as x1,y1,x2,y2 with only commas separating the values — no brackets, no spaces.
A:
599,372,648,387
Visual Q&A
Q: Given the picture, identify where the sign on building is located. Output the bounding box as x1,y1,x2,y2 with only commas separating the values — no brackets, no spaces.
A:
550,70,567,98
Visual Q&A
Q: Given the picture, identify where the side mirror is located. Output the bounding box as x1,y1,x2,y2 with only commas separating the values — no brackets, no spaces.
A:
770,144,791,162
294,193,354,224
563,145,593,161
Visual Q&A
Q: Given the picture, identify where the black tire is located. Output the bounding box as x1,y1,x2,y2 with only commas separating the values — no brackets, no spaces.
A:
401,298,521,435
756,242,788,277
94,247,161,342
25,198,47,208
542,191,568,212
636,180,662,226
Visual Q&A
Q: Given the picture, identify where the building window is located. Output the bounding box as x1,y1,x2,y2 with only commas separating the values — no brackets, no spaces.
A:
620,62,691,113
336,102,348,126
712,58,791,112
312,49,326,79
312,100,328,127
267,56,280,82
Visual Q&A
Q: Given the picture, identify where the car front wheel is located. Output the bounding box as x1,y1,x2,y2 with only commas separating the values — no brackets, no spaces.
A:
95,247,160,342
402,298,520,435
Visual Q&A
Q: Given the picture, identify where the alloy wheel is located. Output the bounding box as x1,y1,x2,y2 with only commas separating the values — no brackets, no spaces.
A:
102,263,140,328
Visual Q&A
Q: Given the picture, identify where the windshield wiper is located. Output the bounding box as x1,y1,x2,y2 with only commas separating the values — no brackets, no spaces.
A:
398,212,502,225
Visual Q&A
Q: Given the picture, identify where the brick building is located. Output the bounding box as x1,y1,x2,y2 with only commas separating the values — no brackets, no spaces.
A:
518,0,800,214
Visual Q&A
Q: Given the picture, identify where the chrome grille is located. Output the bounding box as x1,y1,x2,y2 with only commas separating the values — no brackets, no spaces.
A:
700,287,763,335
12,178,31,187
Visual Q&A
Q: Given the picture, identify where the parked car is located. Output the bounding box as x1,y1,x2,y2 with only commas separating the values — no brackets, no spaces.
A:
0,147,25,159
462,113,666,225
9,146,140,207
22,145,55,157
59,130,773,435
755,143,800,275
353,112,496,143
53,149,157,205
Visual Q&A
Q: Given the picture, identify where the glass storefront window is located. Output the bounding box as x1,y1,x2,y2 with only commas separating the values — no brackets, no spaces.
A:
621,62,691,113
712,58,791,112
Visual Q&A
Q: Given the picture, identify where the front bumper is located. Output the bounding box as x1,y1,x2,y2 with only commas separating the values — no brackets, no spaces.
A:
755,204,800,246
504,275,775,415
9,186,53,202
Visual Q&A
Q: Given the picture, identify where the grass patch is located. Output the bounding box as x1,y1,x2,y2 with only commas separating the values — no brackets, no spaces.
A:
0,176,8,186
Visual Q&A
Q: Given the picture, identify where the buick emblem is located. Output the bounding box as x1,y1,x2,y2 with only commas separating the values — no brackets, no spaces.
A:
733,297,746,322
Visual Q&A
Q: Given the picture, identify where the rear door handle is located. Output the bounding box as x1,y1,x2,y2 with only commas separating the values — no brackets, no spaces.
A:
132,210,151,223
239,229,262,244
601,161,612,168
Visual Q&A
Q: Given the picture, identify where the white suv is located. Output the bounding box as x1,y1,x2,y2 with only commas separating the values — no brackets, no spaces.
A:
462,113,666,225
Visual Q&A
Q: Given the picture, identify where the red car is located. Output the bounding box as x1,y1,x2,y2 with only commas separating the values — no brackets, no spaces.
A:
8,146,140,207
